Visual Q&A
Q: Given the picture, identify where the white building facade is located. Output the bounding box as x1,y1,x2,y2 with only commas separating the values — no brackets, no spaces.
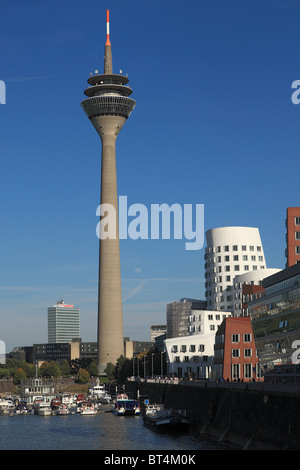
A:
205,227,267,312
164,310,231,379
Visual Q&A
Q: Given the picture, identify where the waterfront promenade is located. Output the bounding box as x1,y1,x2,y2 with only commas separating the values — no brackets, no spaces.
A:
129,376,300,395
126,376,300,449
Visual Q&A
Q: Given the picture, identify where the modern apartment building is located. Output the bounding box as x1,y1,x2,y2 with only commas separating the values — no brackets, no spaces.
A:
48,300,80,343
286,207,300,267
166,298,206,338
205,227,266,312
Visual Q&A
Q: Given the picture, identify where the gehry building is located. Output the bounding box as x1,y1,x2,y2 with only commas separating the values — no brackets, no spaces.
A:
205,227,267,312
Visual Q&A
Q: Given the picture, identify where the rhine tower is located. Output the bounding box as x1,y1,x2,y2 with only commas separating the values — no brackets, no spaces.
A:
81,10,136,373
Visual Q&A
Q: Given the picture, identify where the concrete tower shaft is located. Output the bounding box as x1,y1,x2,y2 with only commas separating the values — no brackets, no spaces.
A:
81,10,135,373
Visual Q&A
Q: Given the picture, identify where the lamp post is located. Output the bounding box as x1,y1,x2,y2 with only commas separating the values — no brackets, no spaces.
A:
151,353,154,378
161,351,165,377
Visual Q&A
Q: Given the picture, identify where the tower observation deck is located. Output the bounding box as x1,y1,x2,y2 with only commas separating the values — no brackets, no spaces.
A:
81,10,136,374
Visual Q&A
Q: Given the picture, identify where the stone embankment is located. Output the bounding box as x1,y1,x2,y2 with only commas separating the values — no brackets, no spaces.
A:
126,378,300,450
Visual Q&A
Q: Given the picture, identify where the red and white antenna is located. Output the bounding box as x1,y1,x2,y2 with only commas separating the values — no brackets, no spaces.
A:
106,10,111,45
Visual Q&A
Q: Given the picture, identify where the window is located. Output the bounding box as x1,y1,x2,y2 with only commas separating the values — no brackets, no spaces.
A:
232,349,240,357
180,345,186,352
210,325,215,331
225,265,230,272
225,255,230,262
296,232,300,240
244,333,252,342
171,345,178,353
244,348,252,357
244,265,249,271
224,245,229,252
189,345,196,352
232,334,240,343
234,265,240,271
242,245,247,251
243,255,248,261
208,314,213,320
226,275,231,282
251,255,256,261
244,363,252,379
233,245,238,251
232,364,240,380
175,356,180,362
296,246,300,254
198,344,205,352
257,246,262,252
295,217,300,225
233,255,239,261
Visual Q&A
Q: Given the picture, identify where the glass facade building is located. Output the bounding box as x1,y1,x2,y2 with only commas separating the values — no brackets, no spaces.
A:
248,263,300,373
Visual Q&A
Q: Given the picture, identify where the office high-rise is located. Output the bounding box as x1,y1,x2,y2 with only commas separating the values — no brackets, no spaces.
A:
48,300,80,343
81,11,136,373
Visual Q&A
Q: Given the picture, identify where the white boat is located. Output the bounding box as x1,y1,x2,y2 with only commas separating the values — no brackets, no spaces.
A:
36,402,52,416
80,401,97,415
143,404,189,432
56,404,69,416
99,392,112,404
0,399,15,414
88,379,106,398
60,394,74,407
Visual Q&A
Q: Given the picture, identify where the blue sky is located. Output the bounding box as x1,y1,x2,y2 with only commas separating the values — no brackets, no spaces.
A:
1,0,300,352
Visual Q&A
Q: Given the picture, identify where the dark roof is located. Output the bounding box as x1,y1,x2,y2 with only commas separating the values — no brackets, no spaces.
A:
263,262,300,288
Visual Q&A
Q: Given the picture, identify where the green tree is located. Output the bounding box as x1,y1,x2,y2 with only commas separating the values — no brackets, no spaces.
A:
104,362,115,381
87,360,98,377
14,367,26,384
77,368,90,383
58,360,70,376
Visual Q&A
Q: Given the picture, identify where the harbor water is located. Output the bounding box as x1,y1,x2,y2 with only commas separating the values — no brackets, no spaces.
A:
0,410,230,451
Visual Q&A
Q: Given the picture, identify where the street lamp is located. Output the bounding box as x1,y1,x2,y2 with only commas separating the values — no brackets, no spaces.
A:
151,353,154,378
161,351,165,377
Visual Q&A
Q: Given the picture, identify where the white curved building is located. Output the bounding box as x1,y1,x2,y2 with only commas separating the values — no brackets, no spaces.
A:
205,227,267,312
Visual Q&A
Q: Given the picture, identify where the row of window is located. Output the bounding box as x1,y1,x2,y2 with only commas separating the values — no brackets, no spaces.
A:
174,355,209,363
206,245,262,255
206,264,265,278
205,255,264,267
171,334,252,354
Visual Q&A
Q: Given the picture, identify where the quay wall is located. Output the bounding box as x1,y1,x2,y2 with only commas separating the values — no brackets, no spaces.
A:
126,380,300,449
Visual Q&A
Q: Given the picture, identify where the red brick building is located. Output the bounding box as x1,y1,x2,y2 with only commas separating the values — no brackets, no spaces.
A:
286,207,300,268
214,317,260,381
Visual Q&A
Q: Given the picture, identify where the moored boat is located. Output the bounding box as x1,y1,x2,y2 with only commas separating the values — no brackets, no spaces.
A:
115,394,141,416
142,404,189,432
56,404,69,416
36,402,52,416
79,401,97,415
0,399,15,414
